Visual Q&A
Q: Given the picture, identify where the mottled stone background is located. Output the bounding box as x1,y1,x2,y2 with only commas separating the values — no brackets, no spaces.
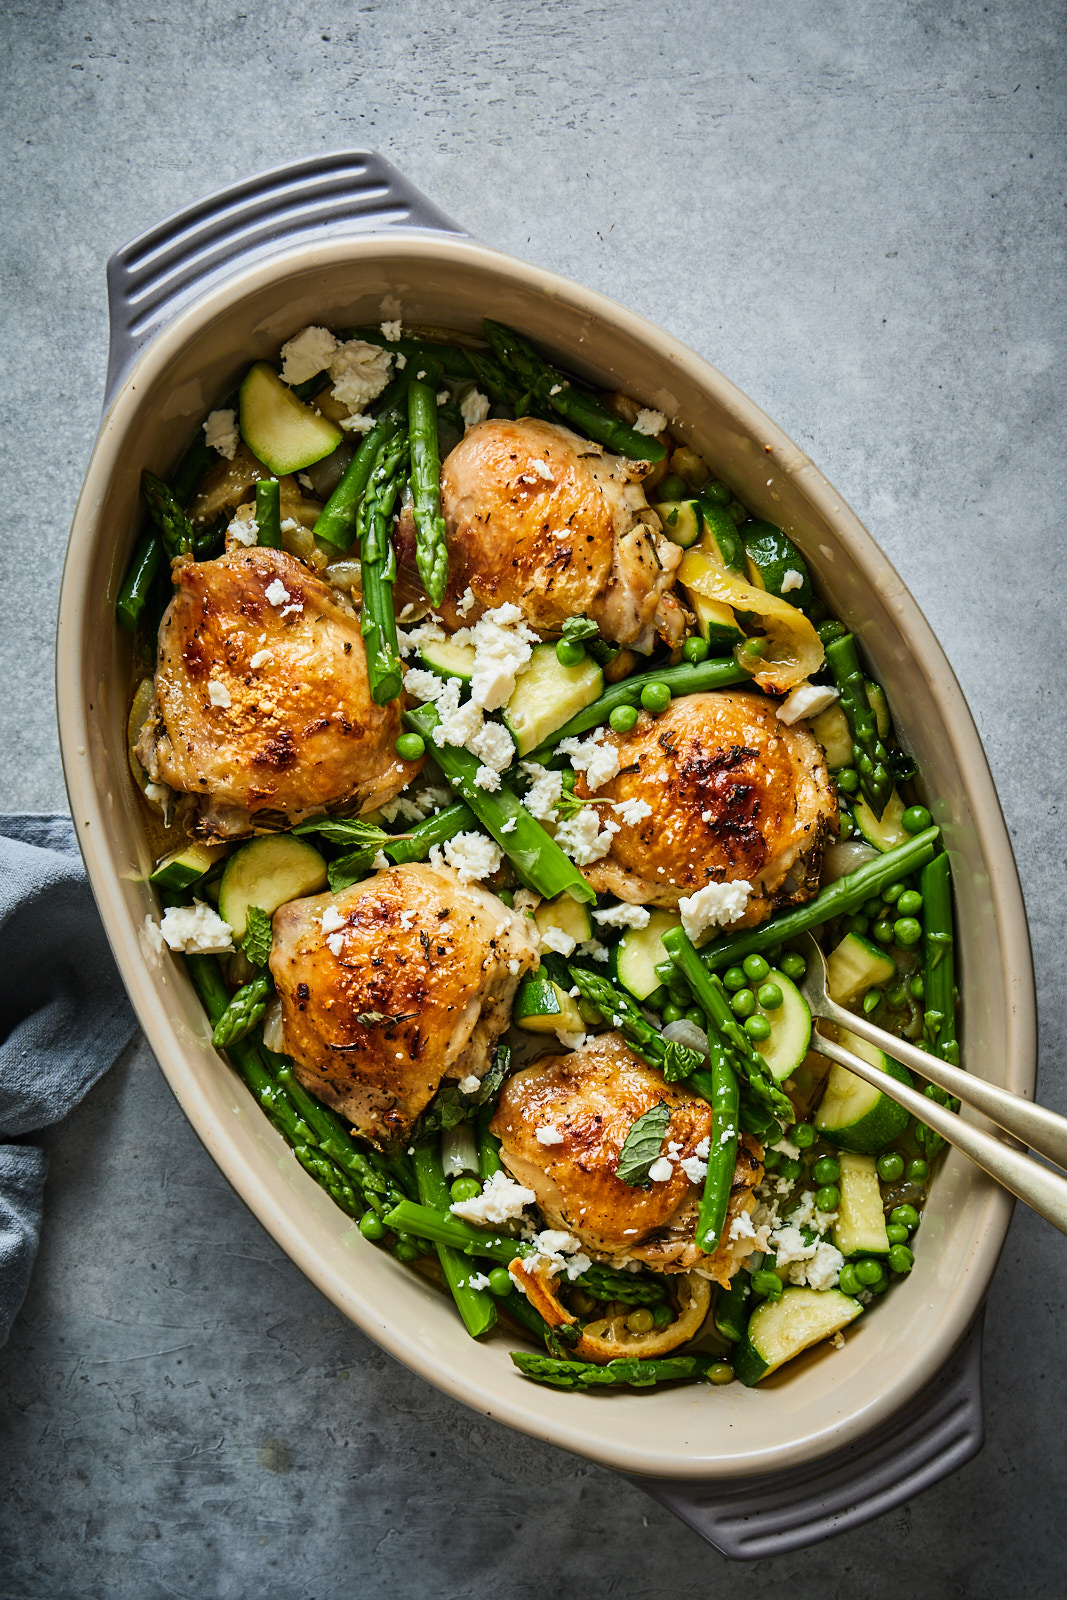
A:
1,1,1064,1595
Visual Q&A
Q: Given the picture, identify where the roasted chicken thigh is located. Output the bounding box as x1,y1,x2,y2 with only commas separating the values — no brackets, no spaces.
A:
270,863,538,1144
136,548,418,838
574,689,836,921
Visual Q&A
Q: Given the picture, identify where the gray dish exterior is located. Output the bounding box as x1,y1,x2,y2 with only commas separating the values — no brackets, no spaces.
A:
56,152,1034,1500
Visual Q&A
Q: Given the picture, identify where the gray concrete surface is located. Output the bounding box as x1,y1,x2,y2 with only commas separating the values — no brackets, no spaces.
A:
1,0,1065,1594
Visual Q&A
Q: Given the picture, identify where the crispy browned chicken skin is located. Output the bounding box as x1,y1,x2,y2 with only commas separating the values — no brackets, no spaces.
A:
491,1033,763,1279
136,548,418,838
574,689,836,921
270,864,539,1144
398,417,685,645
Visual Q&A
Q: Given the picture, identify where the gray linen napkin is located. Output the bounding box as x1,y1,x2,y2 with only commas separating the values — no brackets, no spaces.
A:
0,813,137,1343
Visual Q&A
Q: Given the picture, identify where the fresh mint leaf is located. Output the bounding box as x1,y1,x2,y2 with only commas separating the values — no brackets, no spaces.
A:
241,905,273,967
615,1101,671,1187
561,616,600,645
293,816,395,848
328,850,380,892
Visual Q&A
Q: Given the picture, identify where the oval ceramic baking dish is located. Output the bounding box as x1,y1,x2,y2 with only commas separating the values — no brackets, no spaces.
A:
56,152,1035,1493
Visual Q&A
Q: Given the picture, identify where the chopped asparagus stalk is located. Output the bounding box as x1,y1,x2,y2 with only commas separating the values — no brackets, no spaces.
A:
825,633,893,817
254,478,282,548
566,965,702,1080
358,422,409,706
413,1140,497,1339
511,1352,711,1390
141,469,194,560
211,971,274,1049
407,379,449,605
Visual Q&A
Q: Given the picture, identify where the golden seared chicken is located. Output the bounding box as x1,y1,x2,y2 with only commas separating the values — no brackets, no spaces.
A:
270,863,538,1144
575,689,836,921
491,1032,763,1282
136,548,418,838
397,418,685,646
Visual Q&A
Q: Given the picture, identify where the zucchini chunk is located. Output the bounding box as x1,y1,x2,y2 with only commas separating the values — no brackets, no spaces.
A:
217,834,328,941
689,592,745,650
239,362,343,476
826,932,897,1005
513,975,584,1034
741,520,814,612
812,702,853,771
610,909,681,1001
418,635,477,682
853,788,908,852
697,504,748,575
814,1025,911,1153
751,968,812,1083
734,1287,863,1386
833,1151,891,1258
503,641,603,757
149,840,228,891
654,499,705,549
534,893,593,951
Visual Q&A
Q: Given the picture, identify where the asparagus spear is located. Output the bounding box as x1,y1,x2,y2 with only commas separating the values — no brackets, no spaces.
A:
465,348,533,413
916,851,960,1155
529,656,746,753
358,421,409,706
694,1044,740,1254
511,1352,710,1390
407,378,449,605
697,826,941,970
254,478,282,549
313,413,397,551
825,634,893,817
116,535,164,632
713,1270,751,1343
402,703,596,904
412,1140,497,1339
477,1103,503,1181
566,965,702,1080
141,470,195,559
211,972,274,1049
381,803,477,865
483,321,668,462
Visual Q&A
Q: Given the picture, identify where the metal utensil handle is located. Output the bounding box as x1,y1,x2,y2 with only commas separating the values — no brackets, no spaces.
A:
819,993,1067,1171
814,1027,1067,1234
103,149,467,415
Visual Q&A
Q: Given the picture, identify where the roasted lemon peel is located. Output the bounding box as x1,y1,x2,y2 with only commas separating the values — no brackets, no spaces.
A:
678,547,823,694
510,1260,711,1363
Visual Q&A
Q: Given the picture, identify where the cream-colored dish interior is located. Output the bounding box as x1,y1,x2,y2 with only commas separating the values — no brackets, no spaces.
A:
56,235,1034,1480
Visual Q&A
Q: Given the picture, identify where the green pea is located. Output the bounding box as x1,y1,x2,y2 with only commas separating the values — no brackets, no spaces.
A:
855,1258,885,1287
757,982,783,1011
723,966,748,992
863,896,884,919
644,984,669,1012
640,681,672,713
667,980,691,1008
450,1176,482,1204
909,975,925,1001
886,1223,910,1245
815,1184,840,1213
682,635,710,664
497,889,514,907
730,988,756,1018
750,1270,783,1300
890,1204,920,1232
627,1307,655,1335
762,1147,782,1171
780,951,807,982
838,1263,860,1295
654,959,676,985
886,983,907,1010
844,914,869,938
872,919,895,945
395,732,426,761
652,1303,674,1329
813,1156,840,1185
703,479,732,506
876,1151,905,1182
778,1156,802,1181
609,702,639,733
708,1361,736,1385
894,917,923,948
792,1122,817,1150
888,1244,914,1274
836,767,859,794
657,472,689,500
359,1210,386,1242
393,1237,422,1262
684,1006,705,1028
662,1002,685,1024
901,805,932,835
882,882,905,905
727,499,748,524
743,953,770,982
906,1158,930,1183
556,638,586,667
896,889,923,917
488,1267,513,1297
739,636,768,662
744,1014,771,1042
837,813,854,840
863,989,883,1015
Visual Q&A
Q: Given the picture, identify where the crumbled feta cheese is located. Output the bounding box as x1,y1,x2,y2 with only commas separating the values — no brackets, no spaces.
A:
771,1136,801,1160
790,1240,845,1291
539,925,577,957
771,1223,817,1269
555,1029,587,1051
554,808,619,866
593,903,650,930
204,678,232,710
265,578,291,608
371,850,389,870
227,511,258,547
648,1155,674,1184
614,798,653,827
474,765,501,792
397,617,448,659
777,684,840,725
461,604,538,711
204,408,239,460
279,325,338,385
549,383,562,396
535,1124,566,1146
326,932,345,957
458,1075,482,1095
558,727,620,792
460,388,490,428
507,958,520,975
466,1271,491,1291
380,319,402,342
527,1229,591,1281
143,914,164,954
430,678,484,750
402,667,445,703
328,338,393,411
395,352,407,370
680,1152,708,1184
579,938,610,963
321,905,346,935
528,457,553,480
158,900,234,955
429,830,503,885
520,761,564,821
298,473,315,491
436,389,449,406
456,586,477,617
339,412,376,434
450,1170,536,1226
780,568,805,594
249,649,272,670
467,719,516,773
679,879,753,944
633,408,667,436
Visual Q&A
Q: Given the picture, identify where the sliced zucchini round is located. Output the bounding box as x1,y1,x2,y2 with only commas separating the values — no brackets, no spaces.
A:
217,834,328,941
814,1025,912,1153
127,677,156,795
697,504,747,575
751,968,812,1083
149,840,228,891
853,788,908,852
741,520,814,612
503,641,603,757
654,500,704,549
418,635,476,681
833,1151,891,1259
689,592,745,650
513,975,584,1035
825,932,897,1006
733,1287,863,1386
609,909,681,1001
534,893,593,951
239,362,343,476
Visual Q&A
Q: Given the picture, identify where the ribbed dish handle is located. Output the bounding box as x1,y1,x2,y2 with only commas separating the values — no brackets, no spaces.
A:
628,1310,984,1560
103,150,466,415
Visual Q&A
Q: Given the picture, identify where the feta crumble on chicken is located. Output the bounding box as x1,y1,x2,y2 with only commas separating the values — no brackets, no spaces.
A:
678,879,753,943
450,1170,536,1226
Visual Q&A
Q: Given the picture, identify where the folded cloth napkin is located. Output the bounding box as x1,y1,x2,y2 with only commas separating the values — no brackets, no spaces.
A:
0,814,137,1343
